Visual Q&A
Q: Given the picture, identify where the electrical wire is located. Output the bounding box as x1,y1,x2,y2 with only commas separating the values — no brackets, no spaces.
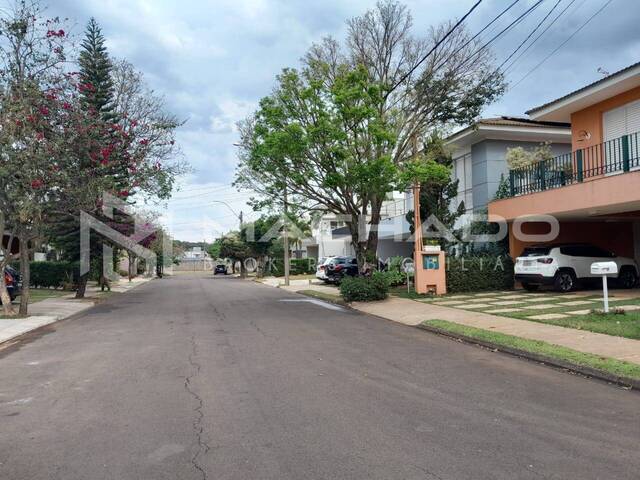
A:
511,0,615,88
456,0,545,72
498,0,563,71
503,0,580,74
386,0,484,96
431,0,522,72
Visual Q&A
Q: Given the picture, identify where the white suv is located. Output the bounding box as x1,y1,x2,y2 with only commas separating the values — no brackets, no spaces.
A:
515,244,639,293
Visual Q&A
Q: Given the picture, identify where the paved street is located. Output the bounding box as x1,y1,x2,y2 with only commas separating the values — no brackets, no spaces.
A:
1,274,639,480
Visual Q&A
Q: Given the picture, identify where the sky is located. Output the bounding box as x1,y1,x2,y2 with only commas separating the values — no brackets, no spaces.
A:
50,0,640,242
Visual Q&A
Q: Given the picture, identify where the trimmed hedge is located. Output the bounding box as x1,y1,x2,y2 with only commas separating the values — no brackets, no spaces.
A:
29,261,80,289
446,254,514,293
340,275,389,302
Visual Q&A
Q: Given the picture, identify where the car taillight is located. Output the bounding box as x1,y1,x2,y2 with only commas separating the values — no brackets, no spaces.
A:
334,265,343,272
320,266,325,271
4,272,13,285
537,258,553,264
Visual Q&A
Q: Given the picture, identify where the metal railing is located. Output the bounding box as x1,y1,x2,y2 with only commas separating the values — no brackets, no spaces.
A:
509,131,640,196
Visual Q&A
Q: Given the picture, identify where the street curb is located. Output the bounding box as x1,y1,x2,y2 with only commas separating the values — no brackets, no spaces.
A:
416,323,640,391
295,290,349,307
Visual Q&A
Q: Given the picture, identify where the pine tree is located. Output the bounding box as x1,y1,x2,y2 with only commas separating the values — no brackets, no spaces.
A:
494,173,511,200
78,18,115,119
406,133,465,248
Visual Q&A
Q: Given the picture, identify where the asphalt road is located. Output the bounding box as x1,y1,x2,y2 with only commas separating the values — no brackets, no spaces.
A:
1,274,638,480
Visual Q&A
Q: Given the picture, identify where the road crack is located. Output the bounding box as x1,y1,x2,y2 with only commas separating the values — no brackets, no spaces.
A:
184,334,210,480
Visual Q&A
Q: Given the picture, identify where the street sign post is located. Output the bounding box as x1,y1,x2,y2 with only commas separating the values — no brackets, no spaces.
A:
590,261,618,313
403,263,415,294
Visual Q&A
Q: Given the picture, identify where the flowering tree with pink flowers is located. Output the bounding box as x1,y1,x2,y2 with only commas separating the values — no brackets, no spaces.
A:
0,2,185,314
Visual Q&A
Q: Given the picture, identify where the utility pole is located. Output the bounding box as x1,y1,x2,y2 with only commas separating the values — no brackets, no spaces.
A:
239,210,243,230
283,184,290,286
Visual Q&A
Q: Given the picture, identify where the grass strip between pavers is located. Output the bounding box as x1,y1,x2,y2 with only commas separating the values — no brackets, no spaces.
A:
297,289,347,306
423,319,640,382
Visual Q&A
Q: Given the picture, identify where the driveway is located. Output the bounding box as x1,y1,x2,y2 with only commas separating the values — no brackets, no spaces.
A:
0,274,638,479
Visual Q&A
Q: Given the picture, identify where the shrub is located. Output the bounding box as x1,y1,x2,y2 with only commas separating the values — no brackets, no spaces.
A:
373,270,405,287
340,275,389,302
446,254,514,293
28,261,80,289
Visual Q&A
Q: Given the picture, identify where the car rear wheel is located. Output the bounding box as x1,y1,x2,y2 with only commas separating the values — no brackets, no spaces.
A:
554,270,576,293
618,268,638,289
522,283,539,292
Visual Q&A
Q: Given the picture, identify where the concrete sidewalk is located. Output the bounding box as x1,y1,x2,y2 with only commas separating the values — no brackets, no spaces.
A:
353,296,640,365
0,276,154,345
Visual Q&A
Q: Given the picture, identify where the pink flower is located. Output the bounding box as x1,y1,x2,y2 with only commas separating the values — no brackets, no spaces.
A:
119,190,129,198
46,29,65,38
62,102,72,110
140,139,149,146
31,179,44,189
39,106,49,116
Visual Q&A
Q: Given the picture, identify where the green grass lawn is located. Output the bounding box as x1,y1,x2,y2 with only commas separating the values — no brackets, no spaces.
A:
424,319,640,381
503,298,640,340
25,289,69,304
0,289,69,319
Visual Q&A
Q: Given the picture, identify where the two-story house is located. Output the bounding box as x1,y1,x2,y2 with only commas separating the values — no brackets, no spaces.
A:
489,62,640,266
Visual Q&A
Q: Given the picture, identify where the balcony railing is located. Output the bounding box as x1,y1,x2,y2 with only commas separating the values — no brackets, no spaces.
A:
509,131,640,197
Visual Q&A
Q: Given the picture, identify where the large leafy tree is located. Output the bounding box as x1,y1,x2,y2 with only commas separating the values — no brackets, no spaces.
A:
236,1,504,269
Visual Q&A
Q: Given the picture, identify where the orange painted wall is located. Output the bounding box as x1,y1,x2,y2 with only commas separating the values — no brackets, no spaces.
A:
571,86,640,150
489,170,640,220
508,221,634,258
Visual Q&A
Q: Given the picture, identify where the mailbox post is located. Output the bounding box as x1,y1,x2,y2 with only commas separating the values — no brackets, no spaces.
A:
590,261,618,313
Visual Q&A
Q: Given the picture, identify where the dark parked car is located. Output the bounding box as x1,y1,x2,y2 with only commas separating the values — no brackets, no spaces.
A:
324,256,358,284
2,266,21,303
214,264,228,275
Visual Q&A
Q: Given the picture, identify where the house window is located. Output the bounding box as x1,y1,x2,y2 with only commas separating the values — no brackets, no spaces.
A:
603,99,640,171
453,152,473,212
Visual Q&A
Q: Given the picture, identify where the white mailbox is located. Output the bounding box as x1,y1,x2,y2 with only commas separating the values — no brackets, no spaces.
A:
591,261,618,313
590,261,618,276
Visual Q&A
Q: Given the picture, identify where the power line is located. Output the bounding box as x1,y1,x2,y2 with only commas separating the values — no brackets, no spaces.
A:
171,185,239,199
432,0,522,72
512,0,614,88
503,0,580,75
386,0,484,96
457,0,545,72
498,0,563,71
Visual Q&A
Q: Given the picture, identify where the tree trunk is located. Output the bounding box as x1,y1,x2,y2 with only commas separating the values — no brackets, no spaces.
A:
239,259,247,278
128,251,134,282
0,215,16,316
76,273,89,299
349,201,383,275
18,237,30,316
0,260,16,316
